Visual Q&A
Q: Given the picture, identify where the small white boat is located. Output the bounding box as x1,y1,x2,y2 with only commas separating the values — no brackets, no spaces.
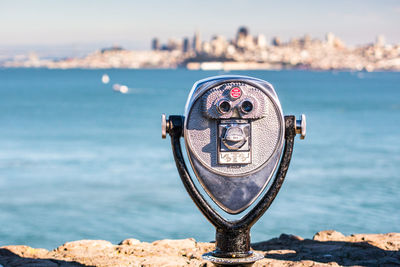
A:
112,83,129,94
102,74,110,84
119,85,128,94
112,83,121,91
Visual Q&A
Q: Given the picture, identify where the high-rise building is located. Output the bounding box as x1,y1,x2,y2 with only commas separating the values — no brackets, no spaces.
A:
376,35,386,47
210,35,228,56
256,34,267,49
272,37,281,46
193,31,201,52
326,32,335,46
151,38,160,51
236,26,254,51
183,37,190,53
325,32,345,48
236,26,249,41
300,34,311,47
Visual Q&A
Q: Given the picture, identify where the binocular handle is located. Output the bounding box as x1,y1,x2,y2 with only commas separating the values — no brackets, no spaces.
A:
295,114,307,140
161,114,168,139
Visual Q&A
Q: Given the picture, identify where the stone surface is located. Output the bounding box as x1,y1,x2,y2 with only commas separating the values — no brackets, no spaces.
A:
313,230,346,242
0,231,399,266
119,239,141,246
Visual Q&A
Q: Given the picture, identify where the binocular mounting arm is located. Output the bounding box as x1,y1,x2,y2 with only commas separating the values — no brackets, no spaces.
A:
163,115,301,230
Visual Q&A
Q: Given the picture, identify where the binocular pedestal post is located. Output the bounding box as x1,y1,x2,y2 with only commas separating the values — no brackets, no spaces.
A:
214,228,251,258
166,115,298,266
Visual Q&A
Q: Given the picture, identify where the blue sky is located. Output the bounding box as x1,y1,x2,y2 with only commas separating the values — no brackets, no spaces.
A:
0,0,399,55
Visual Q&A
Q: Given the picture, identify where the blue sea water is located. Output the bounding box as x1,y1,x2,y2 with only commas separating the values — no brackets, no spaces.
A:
0,69,399,250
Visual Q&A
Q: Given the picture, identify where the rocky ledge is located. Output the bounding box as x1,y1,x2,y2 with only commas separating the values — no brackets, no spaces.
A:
1,230,400,267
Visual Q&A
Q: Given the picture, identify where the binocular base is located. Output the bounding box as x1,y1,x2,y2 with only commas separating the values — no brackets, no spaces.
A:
202,251,264,266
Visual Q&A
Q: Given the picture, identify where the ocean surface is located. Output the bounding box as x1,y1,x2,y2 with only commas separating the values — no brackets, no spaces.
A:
0,69,399,250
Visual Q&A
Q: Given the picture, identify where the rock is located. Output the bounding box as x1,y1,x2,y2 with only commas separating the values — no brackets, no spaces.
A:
1,245,49,258
279,233,304,241
0,246,62,267
56,240,113,254
152,238,197,251
1,231,399,266
119,238,141,246
54,240,115,263
347,232,400,250
313,230,346,241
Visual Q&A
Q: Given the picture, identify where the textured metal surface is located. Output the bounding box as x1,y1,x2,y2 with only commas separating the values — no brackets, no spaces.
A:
185,78,284,176
214,228,251,258
184,75,281,115
183,76,284,213
202,82,268,120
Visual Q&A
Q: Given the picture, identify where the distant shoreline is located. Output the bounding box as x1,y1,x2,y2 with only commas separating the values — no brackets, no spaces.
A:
2,30,400,72
1,66,399,72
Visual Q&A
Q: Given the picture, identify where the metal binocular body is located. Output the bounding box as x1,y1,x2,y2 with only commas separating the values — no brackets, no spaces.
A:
162,75,306,265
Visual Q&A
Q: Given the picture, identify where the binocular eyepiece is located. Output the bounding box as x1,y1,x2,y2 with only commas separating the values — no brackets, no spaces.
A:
216,98,254,114
162,75,305,265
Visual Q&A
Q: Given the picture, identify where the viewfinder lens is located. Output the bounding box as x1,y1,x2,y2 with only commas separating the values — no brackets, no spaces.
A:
218,100,231,114
241,100,253,113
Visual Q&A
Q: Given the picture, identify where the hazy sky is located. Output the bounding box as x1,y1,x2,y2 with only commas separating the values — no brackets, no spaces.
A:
0,0,399,53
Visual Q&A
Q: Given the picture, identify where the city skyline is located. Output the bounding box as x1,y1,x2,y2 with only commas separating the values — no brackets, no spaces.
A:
0,0,399,55
4,25,399,72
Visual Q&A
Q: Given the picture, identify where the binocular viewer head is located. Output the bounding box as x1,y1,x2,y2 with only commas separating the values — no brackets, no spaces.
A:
183,76,286,214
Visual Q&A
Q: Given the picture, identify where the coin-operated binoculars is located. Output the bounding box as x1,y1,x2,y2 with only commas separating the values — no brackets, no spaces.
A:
162,75,306,266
